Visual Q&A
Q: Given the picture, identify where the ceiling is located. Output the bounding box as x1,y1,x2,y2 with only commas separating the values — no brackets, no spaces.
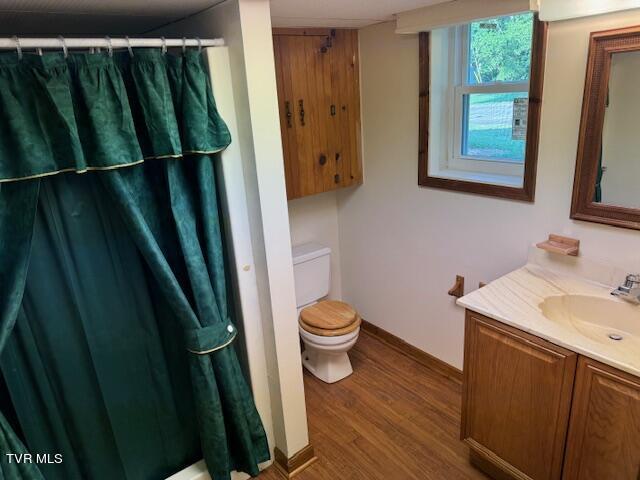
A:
0,0,226,35
0,0,453,35
269,0,452,28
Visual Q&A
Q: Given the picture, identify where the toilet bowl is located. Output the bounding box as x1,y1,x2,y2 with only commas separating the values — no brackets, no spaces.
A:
298,300,360,383
292,243,360,383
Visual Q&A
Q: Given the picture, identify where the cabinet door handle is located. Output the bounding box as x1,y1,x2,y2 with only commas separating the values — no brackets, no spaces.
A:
285,101,292,128
298,99,305,126
319,154,327,166
330,104,336,116
320,34,333,53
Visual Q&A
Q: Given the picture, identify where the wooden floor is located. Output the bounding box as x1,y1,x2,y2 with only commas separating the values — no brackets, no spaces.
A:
258,331,488,480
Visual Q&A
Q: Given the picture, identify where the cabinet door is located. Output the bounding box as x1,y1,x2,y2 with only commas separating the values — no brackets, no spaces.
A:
462,311,577,480
563,357,640,480
273,34,299,199
273,32,332,199
329,29,362,189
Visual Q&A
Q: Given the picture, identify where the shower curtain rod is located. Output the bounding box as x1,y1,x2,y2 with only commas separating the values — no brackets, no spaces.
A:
0,37,225,51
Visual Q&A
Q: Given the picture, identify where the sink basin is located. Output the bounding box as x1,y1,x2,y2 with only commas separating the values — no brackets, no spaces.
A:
540,295,640,344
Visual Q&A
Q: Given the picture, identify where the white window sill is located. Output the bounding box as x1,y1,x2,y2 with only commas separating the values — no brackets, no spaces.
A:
428,168,523,188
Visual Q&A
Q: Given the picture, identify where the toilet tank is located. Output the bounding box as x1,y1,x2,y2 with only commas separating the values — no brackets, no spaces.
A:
292,243,331,308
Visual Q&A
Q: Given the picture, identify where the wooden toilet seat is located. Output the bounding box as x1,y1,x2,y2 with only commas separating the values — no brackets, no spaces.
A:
299,300,361,337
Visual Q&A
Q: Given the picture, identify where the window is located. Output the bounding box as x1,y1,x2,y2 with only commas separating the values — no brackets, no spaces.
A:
418,13,547,201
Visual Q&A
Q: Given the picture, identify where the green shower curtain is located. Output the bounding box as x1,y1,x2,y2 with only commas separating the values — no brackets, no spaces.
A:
0,181,42,480
0,48,269,479
2,173,201,480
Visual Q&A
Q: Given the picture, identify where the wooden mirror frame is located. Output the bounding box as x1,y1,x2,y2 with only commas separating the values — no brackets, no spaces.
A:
418,16,548,202
571,26,640,230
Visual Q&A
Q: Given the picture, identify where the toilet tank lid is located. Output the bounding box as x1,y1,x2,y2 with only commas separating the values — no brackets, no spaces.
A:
292,243,331,265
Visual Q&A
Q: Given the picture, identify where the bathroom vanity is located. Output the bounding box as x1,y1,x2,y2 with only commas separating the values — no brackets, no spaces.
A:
458,258,640,480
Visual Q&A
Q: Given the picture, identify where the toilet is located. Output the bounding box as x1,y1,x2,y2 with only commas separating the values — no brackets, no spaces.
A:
292,243,360,384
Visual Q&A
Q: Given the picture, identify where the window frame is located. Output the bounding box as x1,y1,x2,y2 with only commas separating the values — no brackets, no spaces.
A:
418,14,547,202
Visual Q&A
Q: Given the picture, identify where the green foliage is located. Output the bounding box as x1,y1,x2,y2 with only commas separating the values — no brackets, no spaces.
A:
466,128,525,161
468,13,533,84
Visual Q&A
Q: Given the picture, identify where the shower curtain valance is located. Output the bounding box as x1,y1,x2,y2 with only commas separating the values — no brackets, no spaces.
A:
0,49,230,182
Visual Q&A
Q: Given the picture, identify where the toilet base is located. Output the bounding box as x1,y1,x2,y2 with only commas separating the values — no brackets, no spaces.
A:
302,349,353,384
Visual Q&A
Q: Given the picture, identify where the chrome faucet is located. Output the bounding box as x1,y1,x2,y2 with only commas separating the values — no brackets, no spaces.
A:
611,274,640,304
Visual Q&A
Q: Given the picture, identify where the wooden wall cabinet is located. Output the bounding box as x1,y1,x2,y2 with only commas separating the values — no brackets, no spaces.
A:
462,311,640,480
273,28,362,200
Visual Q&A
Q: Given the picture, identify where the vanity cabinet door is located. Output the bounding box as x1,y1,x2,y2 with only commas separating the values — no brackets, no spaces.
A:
462,311,577,480
562,357,640,480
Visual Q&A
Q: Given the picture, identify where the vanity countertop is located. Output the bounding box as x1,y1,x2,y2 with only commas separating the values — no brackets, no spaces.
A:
457,262,640,378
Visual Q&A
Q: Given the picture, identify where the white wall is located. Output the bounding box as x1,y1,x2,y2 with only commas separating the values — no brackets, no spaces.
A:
288,191,343,300
337,11,640,370
232,0,310,458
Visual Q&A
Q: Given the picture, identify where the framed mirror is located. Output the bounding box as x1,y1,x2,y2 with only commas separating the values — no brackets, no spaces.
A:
572,26,640,230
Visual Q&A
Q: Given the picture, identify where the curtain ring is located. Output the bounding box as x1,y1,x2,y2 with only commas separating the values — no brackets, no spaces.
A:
105,36,113,57
125,36,134,57
58,36,68,58
12,36,22,60
195,37,202,53
37,47,43,57
182,37,187,55
161,36,167,55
